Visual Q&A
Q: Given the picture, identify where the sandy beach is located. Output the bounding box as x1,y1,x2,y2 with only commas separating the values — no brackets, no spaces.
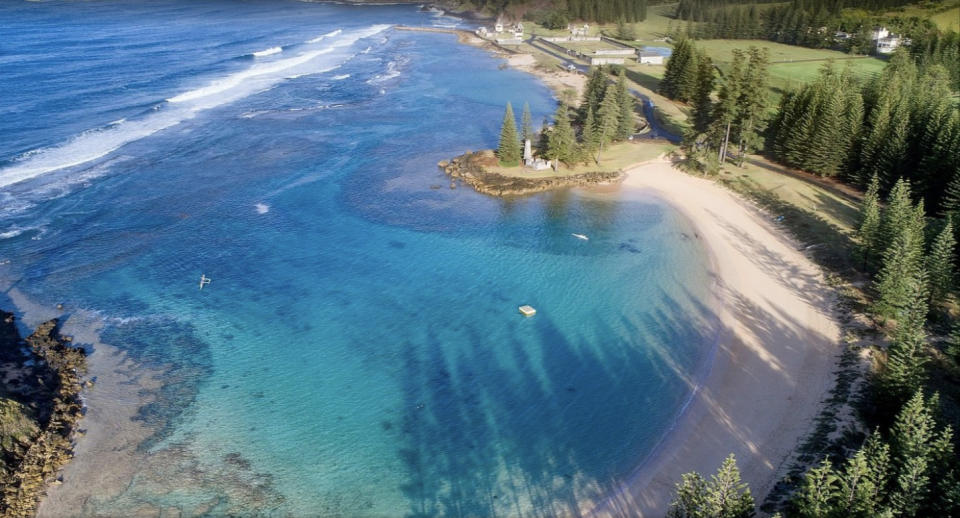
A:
588,160,841,516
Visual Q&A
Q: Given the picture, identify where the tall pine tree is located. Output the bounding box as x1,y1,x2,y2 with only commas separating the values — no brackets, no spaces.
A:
497,102,521,166
615,69,635,140
926,218,956,308
547,104,577,169
856,175,882,272
520,102,533,145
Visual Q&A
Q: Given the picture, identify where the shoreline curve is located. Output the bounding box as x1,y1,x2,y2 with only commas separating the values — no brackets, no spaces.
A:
586,159,841,516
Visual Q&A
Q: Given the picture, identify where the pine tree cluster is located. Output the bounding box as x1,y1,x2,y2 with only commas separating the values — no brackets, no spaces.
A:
771,51,960,217
465,0,650,24
667,41,771,167
793,391,957,517
771,65,864,177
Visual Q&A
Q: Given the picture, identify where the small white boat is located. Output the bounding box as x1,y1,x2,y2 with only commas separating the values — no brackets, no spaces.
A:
518,305,537,317
572,233,589,241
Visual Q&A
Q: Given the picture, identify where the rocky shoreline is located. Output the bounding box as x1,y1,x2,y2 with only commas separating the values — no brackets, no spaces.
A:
0,311,87,517
440,150,624,197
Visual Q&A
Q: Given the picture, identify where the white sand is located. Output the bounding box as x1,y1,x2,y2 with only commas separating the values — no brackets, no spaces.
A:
587,160,841,516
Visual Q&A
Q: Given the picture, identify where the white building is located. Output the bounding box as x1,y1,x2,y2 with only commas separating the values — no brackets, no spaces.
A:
590,56,625,66
637,52,664,65
595,49,635,56
570,23,590,37
494,22,504,33
872,27,906,54
877,35,902,53
476,26,488,37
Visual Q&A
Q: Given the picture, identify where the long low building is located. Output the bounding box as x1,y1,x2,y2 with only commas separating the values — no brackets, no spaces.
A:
638,51,664,65
590,56,625,65
594,48,636,56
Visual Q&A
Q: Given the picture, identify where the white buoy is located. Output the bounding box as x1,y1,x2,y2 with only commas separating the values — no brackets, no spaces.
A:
518,305,536,317
199,274,211,290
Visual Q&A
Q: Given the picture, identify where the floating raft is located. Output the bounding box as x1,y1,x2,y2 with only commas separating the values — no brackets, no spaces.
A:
518,305,537,317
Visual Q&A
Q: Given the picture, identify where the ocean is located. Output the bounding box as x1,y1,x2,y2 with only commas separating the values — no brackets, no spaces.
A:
0,1,717,515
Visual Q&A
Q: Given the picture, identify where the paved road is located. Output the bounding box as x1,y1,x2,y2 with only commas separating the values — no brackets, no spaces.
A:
528,37,682,143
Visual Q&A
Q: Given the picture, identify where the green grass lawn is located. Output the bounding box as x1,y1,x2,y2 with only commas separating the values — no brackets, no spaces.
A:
930,6,960,31
883,2,960,32
527,3,678,43
714,154,863,272
698,39,886,106
553,40,625,53
766,58,887,101
722,156,861,234
488,140,675,178
698,39,874,63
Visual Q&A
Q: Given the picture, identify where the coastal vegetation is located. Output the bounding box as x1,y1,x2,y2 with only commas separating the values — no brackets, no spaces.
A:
672,0,960,86
451,0,651,24
494,66,639,172
0,313,87,517
662,39,773,170
665,60,960,518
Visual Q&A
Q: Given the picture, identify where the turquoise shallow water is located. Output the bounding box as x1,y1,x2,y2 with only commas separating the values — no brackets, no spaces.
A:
0,1,717,515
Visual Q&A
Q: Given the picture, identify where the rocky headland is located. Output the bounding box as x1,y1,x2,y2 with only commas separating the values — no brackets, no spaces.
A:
0,311,87,517
440,150,624,197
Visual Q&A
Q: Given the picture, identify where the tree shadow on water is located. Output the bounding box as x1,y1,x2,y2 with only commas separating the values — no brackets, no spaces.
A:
396,288,721,518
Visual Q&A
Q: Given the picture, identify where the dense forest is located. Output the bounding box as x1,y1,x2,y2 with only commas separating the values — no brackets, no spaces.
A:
770,53,960,214
454,0,653,23
659,27,960,514
661,37,960,213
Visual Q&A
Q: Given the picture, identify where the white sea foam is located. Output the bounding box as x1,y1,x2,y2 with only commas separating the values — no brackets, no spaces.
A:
0,24,391,190
367,60,402,84
307,29,342,43
255,203,270,214
252,46,282,57
0,227,25,239
332,74,350,80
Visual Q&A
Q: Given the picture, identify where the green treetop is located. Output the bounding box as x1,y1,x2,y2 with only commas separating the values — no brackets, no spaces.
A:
597,86,620,146
615,69,635,141
667,454,754,518
546,104,577,169
581,67,607,122
856,175,882,272
520,102,533,145
497,102,521,166
580,106,599,163
926,217,956,308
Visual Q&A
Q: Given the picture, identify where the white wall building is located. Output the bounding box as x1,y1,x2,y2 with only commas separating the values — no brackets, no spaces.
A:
637,52,664,65
590,56,625,66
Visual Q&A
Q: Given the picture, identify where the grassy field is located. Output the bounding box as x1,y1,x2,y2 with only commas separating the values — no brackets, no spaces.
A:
883,2,960,32
766,58,888,100
553,40,628,54
930,6,960,31
488,140,675,178
721,156,861,234
697,38,876,63
696,39,887,105
526,3,677,42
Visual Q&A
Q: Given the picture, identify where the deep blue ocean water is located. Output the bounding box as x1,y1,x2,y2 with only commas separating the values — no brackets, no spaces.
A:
0,1,717,515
